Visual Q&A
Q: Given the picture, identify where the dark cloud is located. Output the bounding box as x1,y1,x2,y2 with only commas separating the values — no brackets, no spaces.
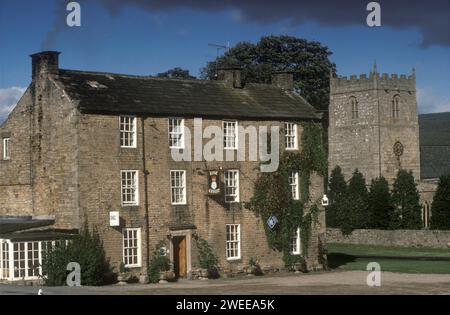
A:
96,0,450,47
42,0,449,49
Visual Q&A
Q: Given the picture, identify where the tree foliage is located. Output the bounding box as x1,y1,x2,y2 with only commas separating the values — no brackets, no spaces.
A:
430,175,450,230
391,170,422,230
157,67,196,80
201,35,336,111
42,229,112,286
368,177,393,229
327,166,347,228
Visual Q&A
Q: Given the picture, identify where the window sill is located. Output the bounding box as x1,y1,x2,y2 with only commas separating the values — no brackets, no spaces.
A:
226,257,242,262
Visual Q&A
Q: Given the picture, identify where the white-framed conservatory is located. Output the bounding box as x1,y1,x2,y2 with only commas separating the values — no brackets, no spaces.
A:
0,239,69,282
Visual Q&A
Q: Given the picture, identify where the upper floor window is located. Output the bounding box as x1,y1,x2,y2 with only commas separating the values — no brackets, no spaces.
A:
223,121,238,150
225,170,240,203
170,170,187,205
289,172,300,201
392,95,400,119
120,116,137,148
121,170,139,206
285,123,298,150
168,118,185,149
2,138,10,160
350,97,359,119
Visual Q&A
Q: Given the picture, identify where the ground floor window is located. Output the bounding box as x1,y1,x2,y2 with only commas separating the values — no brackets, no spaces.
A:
0,239,68,281
290,228,301,255
226,224,241,260
123,228,142,268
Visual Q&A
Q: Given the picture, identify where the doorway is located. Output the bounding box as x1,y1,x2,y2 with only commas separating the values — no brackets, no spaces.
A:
173,236,187,278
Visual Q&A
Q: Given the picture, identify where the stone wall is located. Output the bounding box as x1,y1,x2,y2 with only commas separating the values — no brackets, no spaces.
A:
327,228,450,249
77,114,326,275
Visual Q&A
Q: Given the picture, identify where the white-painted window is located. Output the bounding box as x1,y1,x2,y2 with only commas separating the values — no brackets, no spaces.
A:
168,118,185,149
223,120,238,150
226,224,241,260
121,171,139,206
171,170,187,205
120,116,137,148
290,228,301,255
285,123,298,150
2,138,10,160
225,170,240,203
123,228,141,268
289,172,300,201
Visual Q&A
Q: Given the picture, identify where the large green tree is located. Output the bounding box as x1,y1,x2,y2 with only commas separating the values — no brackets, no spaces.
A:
430,175,450,230
201,35,336,111
391,170,422,230
368,177,393,229
327,166,347,228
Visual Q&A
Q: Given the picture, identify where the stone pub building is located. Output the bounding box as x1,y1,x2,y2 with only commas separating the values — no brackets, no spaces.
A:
0,52,325,282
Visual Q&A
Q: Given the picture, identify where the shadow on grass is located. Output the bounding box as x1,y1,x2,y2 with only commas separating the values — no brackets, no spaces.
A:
327,253,357,269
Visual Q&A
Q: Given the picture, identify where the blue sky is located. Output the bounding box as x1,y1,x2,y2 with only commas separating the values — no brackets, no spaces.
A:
0,0,449,122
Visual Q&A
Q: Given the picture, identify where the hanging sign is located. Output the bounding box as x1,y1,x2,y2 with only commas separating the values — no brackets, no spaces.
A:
208,171,221,195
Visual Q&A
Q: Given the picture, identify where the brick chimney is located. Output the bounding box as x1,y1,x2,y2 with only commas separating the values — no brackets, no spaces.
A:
30,51,61,80
217,67,242,88
272,71,294,90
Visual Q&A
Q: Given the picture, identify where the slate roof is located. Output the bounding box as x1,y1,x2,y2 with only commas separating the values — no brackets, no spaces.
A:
419,112,450,179
56,69,320,121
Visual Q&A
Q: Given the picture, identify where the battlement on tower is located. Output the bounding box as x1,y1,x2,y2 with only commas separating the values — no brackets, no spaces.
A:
331,68,416,93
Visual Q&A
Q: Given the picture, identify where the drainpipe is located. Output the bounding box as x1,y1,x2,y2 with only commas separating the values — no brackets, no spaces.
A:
141,117,150,271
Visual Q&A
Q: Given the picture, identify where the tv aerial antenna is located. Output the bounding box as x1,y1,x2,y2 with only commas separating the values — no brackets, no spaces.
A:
208,42,230,78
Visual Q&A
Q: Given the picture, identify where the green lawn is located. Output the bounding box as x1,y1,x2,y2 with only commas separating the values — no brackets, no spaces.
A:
327,243,450,274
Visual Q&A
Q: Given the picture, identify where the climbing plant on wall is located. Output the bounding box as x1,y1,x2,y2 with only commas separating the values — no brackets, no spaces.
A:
245,122,326,268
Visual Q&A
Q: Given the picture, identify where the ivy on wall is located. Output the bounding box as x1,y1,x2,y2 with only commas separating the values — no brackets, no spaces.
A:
245,122,326,268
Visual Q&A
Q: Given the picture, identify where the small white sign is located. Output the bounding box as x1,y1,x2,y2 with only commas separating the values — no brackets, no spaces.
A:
109,211,120,227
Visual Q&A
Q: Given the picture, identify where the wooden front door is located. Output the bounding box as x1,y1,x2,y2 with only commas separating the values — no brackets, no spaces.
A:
173,237,187,278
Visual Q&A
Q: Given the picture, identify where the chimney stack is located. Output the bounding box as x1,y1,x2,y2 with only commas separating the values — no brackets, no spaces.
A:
217,67,242,88
30,51,61,80
272,71,294,90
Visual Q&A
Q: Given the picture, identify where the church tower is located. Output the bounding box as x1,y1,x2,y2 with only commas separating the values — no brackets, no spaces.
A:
328,65,420,183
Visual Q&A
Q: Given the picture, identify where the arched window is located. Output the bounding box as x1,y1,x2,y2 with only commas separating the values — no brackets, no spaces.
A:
392,95,400,119
350,97,358,119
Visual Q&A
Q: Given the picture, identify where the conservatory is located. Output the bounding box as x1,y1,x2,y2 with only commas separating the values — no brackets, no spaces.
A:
0,216,74,282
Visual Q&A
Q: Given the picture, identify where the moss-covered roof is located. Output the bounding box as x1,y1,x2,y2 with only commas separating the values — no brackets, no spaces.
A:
57,69,321,121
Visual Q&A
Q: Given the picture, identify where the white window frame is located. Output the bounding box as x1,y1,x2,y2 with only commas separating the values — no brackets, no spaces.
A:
121,170,139,206
168,118,185,149
224,170,240,203
122,228,142,268
170,170,187,205
226,224,241,260
289,172,300,201
119,116,137,148
285,123,298,150
290,227,302,255
223,120,238,150
0,239,68,281
3,138,10,160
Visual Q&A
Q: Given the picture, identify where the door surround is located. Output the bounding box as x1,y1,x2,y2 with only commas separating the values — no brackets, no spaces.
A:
169,229,193,278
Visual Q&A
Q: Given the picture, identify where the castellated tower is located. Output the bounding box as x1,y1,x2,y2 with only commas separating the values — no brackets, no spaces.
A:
328,65,421,184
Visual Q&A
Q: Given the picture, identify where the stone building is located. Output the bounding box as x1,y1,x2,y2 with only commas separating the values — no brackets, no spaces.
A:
0,51,326,282
329,65,450,228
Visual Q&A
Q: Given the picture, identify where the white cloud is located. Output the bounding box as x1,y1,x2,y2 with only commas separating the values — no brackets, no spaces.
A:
0,87,26,124
417,88,450,114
